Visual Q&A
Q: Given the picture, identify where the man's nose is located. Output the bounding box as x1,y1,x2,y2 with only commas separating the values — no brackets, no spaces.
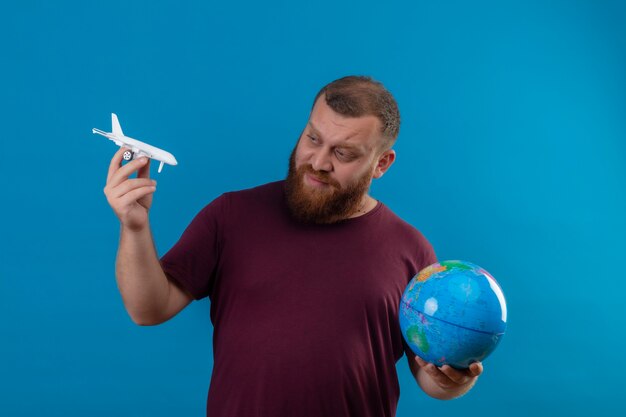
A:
311,149,333,172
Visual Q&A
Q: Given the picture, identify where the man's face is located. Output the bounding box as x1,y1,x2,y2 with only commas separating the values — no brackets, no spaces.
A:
285,96,393,224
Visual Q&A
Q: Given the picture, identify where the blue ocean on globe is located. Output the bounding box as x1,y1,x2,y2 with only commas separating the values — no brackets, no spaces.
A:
399,260,507,369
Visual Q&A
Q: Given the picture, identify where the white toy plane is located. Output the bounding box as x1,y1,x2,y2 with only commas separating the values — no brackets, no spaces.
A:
93,113,178,173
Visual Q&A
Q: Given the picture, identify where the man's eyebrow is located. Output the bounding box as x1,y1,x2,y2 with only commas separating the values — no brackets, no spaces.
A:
308,121,320,134
307,121,362,151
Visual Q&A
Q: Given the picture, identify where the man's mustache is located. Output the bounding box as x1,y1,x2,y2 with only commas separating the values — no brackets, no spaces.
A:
300,165,341,189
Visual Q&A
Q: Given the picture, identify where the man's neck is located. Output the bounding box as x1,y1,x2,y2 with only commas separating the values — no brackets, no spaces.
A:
347,194,377,219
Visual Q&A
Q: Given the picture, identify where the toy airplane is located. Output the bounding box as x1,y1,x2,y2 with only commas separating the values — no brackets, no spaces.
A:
93,113,178,173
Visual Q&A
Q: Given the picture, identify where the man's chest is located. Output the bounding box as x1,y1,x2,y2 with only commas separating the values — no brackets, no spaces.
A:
214,228,409,331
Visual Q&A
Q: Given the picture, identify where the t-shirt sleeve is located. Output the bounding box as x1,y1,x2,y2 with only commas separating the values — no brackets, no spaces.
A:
410,229,438,277
159,193,228,301
420,238,438,270
402,232,438,360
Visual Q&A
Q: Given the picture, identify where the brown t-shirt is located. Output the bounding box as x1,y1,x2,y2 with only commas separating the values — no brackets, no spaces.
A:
160,180,437,417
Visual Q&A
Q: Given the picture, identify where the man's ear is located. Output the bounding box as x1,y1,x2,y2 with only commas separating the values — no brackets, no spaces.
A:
372,149,396,179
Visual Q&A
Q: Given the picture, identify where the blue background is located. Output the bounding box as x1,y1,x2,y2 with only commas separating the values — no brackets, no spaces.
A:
1,1,625,416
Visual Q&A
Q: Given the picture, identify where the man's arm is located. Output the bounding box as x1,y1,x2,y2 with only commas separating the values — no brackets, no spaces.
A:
104,148,193,326
406,354,483,400
116,224,193,326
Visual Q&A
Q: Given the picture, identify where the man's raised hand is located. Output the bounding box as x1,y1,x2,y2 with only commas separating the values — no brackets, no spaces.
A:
103,148,157,232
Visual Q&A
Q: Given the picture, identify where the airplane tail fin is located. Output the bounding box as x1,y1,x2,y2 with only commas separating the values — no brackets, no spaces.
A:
112,113,124,137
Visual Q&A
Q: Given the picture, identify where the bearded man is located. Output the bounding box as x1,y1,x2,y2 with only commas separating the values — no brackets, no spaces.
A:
104,75,483,417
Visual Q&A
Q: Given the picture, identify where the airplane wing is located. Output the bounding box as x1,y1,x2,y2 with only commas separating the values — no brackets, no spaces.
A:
92,127,125,147
112,113,124,137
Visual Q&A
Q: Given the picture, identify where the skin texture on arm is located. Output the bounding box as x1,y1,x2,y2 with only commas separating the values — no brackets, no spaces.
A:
407,354,483,400
116,225,193,325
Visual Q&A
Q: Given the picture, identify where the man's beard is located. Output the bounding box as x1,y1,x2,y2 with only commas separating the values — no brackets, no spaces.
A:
284,146,373,224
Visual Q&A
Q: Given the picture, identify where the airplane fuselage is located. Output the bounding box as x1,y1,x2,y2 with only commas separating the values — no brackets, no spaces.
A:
92,113,178,173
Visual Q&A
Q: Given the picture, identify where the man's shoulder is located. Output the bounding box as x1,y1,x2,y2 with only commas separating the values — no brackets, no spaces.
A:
212,180,286,215
376,203,437,267
196,180,285,225
377,203,432,245
224,180,284,201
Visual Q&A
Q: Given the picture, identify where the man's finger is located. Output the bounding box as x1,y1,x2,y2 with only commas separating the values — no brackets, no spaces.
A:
107,147,127,184
109,178,156,199
414,356,427,368
468,362,483,377
439,365,470,385
424,364,454,388
109,157,149,188
137,156,151,179
118,184,157,207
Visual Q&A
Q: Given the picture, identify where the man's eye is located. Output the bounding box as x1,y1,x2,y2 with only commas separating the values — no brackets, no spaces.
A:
336,150,353,160
308,135,318,143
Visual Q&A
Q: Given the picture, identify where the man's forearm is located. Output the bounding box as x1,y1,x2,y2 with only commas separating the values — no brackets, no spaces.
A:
116,224,169,325
416,366,478,400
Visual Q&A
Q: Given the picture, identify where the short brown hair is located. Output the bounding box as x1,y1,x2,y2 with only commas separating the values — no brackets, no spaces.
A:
312,75,400,151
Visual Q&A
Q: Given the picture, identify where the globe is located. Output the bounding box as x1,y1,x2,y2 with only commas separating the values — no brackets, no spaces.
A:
399,260,507,369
